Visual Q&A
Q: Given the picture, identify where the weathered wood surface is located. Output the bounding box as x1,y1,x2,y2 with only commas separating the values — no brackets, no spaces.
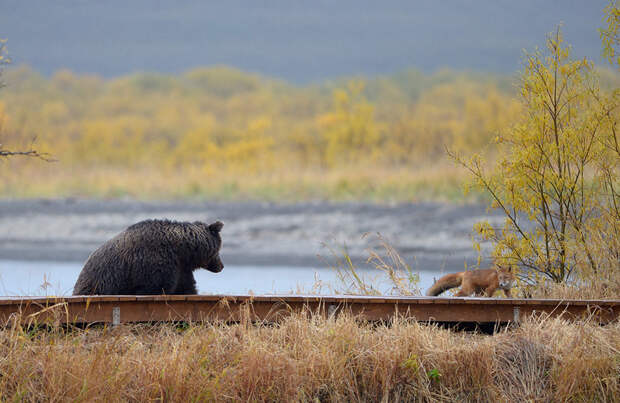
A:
0,295,618,325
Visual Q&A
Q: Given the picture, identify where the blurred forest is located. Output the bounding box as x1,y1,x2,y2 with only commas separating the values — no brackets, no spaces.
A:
0,65,617,200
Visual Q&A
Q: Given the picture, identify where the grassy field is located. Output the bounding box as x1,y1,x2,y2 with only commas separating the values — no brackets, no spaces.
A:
0,312,617,402
0,162,474,202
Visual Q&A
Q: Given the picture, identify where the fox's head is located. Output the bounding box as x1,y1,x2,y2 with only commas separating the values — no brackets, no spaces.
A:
496,264,516,290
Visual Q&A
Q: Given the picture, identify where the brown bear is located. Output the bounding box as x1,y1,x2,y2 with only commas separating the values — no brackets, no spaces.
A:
73,219,224,295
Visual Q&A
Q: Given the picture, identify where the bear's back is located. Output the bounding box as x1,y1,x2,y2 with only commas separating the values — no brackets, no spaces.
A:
72,231,135,294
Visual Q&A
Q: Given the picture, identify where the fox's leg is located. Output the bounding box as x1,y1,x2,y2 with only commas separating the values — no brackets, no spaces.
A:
455,282,474,297
484,286,497,297
503,288,512,298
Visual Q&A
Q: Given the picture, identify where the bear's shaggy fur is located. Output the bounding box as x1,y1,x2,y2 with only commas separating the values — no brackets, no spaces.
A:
73,219,224,295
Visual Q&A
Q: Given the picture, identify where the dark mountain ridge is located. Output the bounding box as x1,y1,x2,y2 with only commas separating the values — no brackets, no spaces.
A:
0,0,608,83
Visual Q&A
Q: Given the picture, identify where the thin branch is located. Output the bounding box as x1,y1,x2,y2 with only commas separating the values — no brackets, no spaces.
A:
0,143,55,162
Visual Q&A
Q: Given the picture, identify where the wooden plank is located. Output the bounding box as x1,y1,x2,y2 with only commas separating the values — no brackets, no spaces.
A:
1,294,618,306
0,295,617,325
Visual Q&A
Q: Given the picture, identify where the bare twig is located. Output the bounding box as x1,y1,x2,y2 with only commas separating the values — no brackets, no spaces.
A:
0,142,55,162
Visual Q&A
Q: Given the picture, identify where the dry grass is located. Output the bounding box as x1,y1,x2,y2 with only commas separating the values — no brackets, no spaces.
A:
516,276,620,300
317,233,423,297
321,232,620,301
0,312,618,402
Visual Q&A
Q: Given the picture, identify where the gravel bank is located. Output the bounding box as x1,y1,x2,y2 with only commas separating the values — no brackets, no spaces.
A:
0,198,504,272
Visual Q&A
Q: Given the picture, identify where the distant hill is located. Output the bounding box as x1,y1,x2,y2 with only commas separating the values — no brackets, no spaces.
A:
0,0,609,83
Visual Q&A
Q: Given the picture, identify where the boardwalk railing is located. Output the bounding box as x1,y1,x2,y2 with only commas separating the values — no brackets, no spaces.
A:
0,295,618,326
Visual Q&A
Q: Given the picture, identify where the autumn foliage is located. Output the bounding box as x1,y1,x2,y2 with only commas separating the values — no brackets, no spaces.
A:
451,26,619,293
0,64,526,199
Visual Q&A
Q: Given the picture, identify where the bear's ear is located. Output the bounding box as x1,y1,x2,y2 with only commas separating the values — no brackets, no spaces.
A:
208,221,224,233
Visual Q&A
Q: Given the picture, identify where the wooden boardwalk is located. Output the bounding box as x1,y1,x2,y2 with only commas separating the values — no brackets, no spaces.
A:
0,295,618,326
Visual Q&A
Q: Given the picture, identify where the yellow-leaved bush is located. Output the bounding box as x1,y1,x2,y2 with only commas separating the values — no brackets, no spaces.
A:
453,28,619,292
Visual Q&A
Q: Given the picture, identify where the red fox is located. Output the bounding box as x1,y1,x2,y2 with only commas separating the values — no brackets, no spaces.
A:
426,265,515,297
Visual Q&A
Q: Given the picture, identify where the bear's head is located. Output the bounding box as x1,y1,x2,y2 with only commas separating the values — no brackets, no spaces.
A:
202,221,224,273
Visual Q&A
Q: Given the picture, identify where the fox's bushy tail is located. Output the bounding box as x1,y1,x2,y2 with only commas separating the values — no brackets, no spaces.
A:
426,273,463,296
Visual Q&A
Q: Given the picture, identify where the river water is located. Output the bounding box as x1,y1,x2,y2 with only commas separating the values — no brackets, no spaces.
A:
0,199,504,297
0,259,439,297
